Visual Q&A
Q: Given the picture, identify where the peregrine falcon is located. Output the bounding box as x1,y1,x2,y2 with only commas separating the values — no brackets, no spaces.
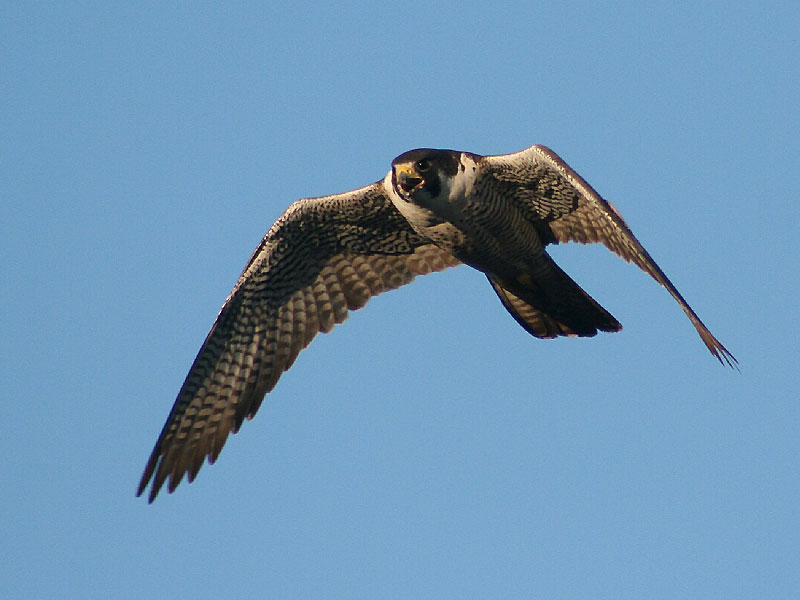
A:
137,144,736,502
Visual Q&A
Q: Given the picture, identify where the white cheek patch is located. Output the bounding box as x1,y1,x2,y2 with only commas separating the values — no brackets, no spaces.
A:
444,153,479,205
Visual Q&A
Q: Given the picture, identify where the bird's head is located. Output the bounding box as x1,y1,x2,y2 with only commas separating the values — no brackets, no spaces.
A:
390,148,462,206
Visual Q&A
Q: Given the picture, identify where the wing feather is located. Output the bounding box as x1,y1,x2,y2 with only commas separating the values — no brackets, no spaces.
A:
138,182,460,501
486,145,737,368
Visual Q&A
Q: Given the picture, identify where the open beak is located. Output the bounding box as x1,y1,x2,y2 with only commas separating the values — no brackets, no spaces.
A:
396,165,423,194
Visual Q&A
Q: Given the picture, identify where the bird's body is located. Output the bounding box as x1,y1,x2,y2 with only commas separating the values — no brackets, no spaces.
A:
138,144,736,502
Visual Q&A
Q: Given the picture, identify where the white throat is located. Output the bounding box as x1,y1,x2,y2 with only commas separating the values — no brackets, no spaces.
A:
383,171,439,227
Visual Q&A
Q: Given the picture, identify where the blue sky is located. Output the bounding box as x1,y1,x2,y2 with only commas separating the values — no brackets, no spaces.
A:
2,2,798,598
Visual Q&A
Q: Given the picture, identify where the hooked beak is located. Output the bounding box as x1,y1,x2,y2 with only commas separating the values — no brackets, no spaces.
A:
395,165,423,194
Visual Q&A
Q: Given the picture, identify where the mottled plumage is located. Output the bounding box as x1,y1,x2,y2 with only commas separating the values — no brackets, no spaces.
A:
138,144,736,502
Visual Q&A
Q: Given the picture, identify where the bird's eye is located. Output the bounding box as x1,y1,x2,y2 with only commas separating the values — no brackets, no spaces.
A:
416,159,431,172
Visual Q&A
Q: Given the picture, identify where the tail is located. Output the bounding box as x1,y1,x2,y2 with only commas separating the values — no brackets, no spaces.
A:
487,256,621,339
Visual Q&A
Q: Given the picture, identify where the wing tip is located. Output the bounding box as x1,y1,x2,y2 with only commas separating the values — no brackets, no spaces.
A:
712,345,740,371
136,451,160,502
697,328,739,371
136,449,183,503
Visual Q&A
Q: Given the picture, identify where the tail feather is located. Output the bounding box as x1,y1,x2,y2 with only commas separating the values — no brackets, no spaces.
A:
486,257,621,339
489,278,578,338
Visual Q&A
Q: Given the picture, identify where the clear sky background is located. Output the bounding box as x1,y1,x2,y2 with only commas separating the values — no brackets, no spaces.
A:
2,2,798,598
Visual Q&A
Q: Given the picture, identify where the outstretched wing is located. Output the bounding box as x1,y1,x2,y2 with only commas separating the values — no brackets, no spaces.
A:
138,182,460,501
486,145,737,368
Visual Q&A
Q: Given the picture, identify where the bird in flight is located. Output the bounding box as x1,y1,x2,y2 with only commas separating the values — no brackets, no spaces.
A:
137,144,736,502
